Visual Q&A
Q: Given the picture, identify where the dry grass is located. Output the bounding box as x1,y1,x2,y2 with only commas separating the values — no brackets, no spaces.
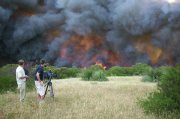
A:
0,76,159,119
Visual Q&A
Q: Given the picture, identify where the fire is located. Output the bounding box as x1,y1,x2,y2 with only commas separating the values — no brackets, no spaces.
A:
11,8,35,18
95,61,106,69
134,34,162,64
59,33,121,67
44,29,61,41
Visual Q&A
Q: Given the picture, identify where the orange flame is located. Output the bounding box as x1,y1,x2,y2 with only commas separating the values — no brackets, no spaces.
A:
59,33,121,67
44,29,61,41
95,61,106,69
11,8,35,18
134,34,162,64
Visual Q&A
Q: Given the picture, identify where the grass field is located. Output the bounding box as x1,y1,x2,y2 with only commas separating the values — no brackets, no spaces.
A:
0,76,159,119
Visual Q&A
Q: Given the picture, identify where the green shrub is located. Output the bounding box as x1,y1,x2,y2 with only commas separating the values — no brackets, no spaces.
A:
0,64,17,76
92,70,108,81
46,66,81,79
131,63,152,75
142,66,172,82
68,67,82,78
36,65,82,79
106,66,134,76
44,65,57,72
142,75,154,82
0,64,17,93
142,68,161,82
81,65,107,81
0,76,16,93
139,64,180,115
139,92,180,116
81,68,93,81
106,63,151,76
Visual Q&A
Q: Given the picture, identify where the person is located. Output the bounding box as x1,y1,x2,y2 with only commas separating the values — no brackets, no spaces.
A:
34,59,46,103
16,59,28,102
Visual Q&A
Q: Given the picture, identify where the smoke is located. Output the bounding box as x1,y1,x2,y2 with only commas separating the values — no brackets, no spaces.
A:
1,0,38,9
0,0,180,67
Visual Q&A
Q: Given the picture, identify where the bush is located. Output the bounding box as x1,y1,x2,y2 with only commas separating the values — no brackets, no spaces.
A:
92,70,108,81
45,66,81,79
106,63,151,76
81,65,107,81
0,76,16,93
44,65,57,73
142,68,161,82
106,66,134,76
142,66,172,82
139,64,180,115
81,68,93,81
131,63,152,75
139,92,180,117
0,64,17,93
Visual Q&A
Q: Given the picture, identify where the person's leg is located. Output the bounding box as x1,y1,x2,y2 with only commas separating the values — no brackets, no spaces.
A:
37,94,41,100
18,84,21,101
19,83,25,102
40,95,44,100
35,81,40,101
22,82,26,101
39,84,45,103
35,81,45,102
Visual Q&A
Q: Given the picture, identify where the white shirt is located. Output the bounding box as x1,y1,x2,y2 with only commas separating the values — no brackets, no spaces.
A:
16,66,26,85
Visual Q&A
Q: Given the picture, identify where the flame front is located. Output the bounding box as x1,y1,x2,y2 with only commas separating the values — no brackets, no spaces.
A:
59,33,121,67
134,34,162,64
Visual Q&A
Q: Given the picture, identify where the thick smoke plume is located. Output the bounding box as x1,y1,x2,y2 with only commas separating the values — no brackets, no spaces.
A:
0,0,180,67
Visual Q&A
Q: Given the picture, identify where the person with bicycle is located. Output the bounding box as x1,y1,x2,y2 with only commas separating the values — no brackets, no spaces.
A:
34,59,46,103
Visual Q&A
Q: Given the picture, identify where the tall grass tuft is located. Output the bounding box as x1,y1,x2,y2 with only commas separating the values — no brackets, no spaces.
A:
80,65,107,81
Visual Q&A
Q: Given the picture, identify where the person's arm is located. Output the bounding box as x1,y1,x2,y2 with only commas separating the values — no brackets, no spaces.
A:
36,72,43,85
18,70,28,79
19,75,28,79
36,72,41,82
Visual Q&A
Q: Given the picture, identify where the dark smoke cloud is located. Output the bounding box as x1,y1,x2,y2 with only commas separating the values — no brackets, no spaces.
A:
62,0,109,35
1,0,38,9
111,0,165,35
0,7,12,22
0,0,180,66
44,33,70,63
13,13,65,43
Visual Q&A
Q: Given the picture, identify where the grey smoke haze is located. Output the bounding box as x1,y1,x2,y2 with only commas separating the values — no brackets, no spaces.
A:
0,0,180,66
0,7,11,22
1,0,38,9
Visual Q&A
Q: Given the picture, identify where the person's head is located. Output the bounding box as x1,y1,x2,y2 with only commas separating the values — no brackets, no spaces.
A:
40,59,45,66
18,59,25,66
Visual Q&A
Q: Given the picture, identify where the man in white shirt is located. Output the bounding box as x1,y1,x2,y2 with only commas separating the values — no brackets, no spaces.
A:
16,59,28,102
